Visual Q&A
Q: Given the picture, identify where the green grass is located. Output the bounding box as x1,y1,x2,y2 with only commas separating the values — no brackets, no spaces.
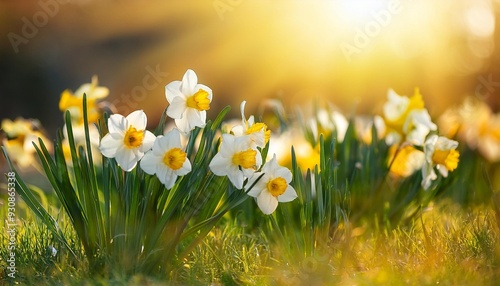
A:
2,199,499,285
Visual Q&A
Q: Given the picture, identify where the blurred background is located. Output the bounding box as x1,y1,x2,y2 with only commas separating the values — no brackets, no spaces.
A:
1,0,499,133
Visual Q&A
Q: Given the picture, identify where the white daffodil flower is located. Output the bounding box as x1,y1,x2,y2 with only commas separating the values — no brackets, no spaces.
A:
140,128,191,189
403,109,437,146
231,101,270,148
421,135,460,190
209,133,262,189
99,110,155,172
246,154,297,215
165,69,213,133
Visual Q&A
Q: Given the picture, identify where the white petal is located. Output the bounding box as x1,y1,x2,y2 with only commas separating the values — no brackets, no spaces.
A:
126,110,147,130
436,136,459,150
157,165,176,188
140,152,159,175
151,135,164,156
139,130,156,152
332,111,348,142
231,125,245,136
115,147,138,172
227,167,245,189
246,172,267,197
209,154,229,176
278,186,298,202
421,165,437,190
240,101,247,122
257,191,279,215
163,171,178,189
99,134,122,158
175,116,191,134
384,89,408,121
185,108,206,129
437,165,449,177
176,159,192,176
219,134,236,157
162,128,182,150
274,167,293,183
166,96,187,119
107,114,127,135
165,80,182,103
181,69,198,95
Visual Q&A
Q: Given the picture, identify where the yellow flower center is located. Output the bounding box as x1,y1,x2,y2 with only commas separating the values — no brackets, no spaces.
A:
163,148,187,170
59,89,100,124
432,148,460,171
267,177,287,197
232,149,257,169
123,127,144,149
186,89,210,111
246,122,271,144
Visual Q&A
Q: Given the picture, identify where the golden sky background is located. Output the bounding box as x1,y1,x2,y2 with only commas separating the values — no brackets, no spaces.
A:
1,0,499,130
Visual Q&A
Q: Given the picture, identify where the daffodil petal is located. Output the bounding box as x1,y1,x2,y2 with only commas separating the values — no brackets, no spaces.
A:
140,152,158,175
181,69,198,95
115,147,138,172
163,128,182,150
139,130,156,152
175,116,191,134
100,134,123,158
177,159,192,176
107,114,127,135
126,110,147,130
227,167,245,190
162,170,178,189
165,81,182,102
277,186,298,202
185,108,206,128
208,153,228,176
166,96,187,119
257,191,279,215
247,172,266,197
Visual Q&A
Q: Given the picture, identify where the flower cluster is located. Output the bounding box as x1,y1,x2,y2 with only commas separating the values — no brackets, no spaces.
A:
382,89,460,190
98,69,297,214
438,97,500,162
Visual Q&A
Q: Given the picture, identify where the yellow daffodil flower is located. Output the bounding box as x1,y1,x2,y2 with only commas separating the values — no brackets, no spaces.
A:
59,75,109,124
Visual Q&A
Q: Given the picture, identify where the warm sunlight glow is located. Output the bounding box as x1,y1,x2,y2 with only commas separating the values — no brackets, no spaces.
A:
337,0,390,24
